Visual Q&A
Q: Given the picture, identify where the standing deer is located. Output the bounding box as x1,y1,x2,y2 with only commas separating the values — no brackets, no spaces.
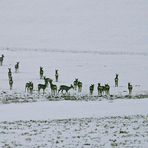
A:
115,74,119,87
30,82,34,94
40,67,44,79
128,83,133,96
78,81,82,92
0,54,4,66
55,69,59,82
44,76,52,87
25,82,31,92
105,84,110,95
25,81,34,94
58,84,74,94
15,62,19,73
49,80,57,95
73,78,78,90
8,68,12,80
38,80,48,94
9,76,13,90
89,84,94,95
97,83,103,96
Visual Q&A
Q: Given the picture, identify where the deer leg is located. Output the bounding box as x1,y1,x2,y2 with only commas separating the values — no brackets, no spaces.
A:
55,76,58,82
10,84,12,90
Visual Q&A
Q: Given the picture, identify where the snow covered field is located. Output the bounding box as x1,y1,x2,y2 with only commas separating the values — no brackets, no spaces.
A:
0,48,148,147
0,115,148,148
0,48,148,96
0,0,148,147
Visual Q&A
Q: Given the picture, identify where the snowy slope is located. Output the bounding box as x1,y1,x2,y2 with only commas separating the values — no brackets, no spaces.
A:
0,0,148,52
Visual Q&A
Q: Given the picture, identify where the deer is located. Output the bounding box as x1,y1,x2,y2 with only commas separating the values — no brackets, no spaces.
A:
104,84,110,95
78,81,82,92
49,79,57,96
97,83,110,96
40,67,44,79
15,62,19,73
0,54,4,66
8,68,12,80
38,80,48,94
97,83,103,96
115,74,119,87
44,76,52,87
9,76,13,90
25,82,31,92
89,84,94,95
58,84,74,94
29,82,34,94
55,69,59,82
128,82,133,96
25,81,34,94
73,78,78,90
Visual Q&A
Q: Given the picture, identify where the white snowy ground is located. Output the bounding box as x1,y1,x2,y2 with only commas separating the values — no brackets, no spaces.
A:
0,98,148,147
0,115,148,147
0,100,148,121
0,48,148,147
0,48,148,97
0,0,148,147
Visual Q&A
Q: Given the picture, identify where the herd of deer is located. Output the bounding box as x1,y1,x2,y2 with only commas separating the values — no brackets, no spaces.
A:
0,54,133,96
24,68,133,96
0,54,19,90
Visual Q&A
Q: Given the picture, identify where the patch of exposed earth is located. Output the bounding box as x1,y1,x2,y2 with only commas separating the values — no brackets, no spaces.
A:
0,115,148,147
0,90,148,104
